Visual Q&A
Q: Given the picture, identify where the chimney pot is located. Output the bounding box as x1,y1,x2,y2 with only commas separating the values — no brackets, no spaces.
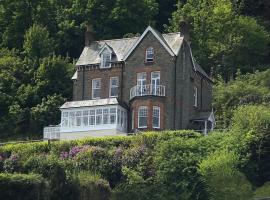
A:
179,20,190,42
85,25,94,46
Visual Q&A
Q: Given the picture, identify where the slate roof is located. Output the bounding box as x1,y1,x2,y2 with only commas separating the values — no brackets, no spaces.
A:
60,98,120,109
75,26,211,82
76,27,183,66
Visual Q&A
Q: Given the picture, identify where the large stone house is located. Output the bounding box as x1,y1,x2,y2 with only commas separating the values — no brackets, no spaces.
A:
44,24,215,140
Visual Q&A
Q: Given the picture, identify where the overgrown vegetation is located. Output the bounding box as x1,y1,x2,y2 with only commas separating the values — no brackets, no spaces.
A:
0,104,269,200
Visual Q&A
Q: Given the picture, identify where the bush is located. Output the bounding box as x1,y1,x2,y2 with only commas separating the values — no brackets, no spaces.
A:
254,182,270,198
76,171,111,200
199,150,253,200
0,173,47,200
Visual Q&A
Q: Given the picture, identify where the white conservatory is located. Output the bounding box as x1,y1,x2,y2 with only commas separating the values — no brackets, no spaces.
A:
43,98,128,140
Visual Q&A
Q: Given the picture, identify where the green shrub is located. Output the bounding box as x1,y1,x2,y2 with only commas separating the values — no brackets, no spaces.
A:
199,150,253,200
76,171,111,200
254,182,270,198
0,173,47,200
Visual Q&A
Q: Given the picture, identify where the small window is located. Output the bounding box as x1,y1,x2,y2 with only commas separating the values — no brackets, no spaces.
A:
138,106,148,128
92,78,101,99
146,47,154,62
194,86,198,107
110,77,119,97
101,49,111,68
69,112,75,127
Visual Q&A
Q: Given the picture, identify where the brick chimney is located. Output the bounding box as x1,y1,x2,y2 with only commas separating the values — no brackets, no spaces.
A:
179,20,190,43
85,25,94,46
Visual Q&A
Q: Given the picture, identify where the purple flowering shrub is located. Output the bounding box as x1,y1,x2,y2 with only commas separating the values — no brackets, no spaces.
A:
60,145,90,160
3,154,20,173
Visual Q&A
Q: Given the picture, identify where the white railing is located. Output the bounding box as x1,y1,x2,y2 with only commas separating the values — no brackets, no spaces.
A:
43,125,60,140
130,84,166,99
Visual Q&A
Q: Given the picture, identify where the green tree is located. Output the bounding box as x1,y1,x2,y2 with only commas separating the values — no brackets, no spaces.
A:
23,24,54,59
168,0,270,75
199,150,253,200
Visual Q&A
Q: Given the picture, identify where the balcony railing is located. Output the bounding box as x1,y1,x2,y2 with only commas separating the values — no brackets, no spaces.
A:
43,125,60,140
130,84,166,99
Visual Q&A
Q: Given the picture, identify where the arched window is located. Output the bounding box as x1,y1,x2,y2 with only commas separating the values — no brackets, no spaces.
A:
138,106,148,128
193,86,198,107
145,47,154,62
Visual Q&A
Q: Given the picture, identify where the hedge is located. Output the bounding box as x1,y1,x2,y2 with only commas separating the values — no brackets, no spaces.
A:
0,173,47,200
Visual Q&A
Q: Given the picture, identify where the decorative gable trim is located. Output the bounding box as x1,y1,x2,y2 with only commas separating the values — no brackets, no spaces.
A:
98,43,114,56
123,26,175,60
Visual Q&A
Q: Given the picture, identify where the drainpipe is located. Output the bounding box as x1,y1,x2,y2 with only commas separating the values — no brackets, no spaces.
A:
173,56,177,130
121,62,124,102
200,77,203,109
82,66,85,100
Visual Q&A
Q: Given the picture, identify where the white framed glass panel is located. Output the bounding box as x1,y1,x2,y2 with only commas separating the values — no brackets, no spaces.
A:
103,108,109,124
152,106,160,129
121,110,124,126
76,111,82,126
151,71,160,95
89,109,95,125
137,73,147,95
101,49,111,68
62,112,69,127
69,112,75,127
110,108,116,124
82,110,89,126
110,77,119,97
138,106,148,128
96,109,102,125
194,86,198,107
146,47,154,62
92,78,101,99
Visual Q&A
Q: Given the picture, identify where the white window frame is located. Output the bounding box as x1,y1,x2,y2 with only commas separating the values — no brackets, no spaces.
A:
152,106,160,129
92,78,101,99
138,106,148,128
194,86,198,107
109,77,119,97
100,48,111,68
145,47,154,62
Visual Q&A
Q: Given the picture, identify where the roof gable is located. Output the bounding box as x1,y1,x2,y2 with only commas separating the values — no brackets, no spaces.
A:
123,26,175,60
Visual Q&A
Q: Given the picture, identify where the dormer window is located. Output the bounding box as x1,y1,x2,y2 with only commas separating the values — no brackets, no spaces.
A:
101,49,111,68
146,47,154,62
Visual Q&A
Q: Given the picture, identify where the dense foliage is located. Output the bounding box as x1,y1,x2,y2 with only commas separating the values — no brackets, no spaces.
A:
0,124,269,199
0,0,269,138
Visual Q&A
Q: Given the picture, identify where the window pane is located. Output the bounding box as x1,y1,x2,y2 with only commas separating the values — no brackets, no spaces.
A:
96,109,102,125
103,108,109,124
110,108,117,124
92,79,101,99
69,112,75,127
138,107,148,128
146,47,154,62
152,107,160,128
110,77,119,97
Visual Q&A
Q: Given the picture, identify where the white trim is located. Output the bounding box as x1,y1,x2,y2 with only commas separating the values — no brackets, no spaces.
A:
92,78,101,99
138,106,148,128
152,106,160,129
109,77,119,97
98,43,113,55
123,26,175,60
